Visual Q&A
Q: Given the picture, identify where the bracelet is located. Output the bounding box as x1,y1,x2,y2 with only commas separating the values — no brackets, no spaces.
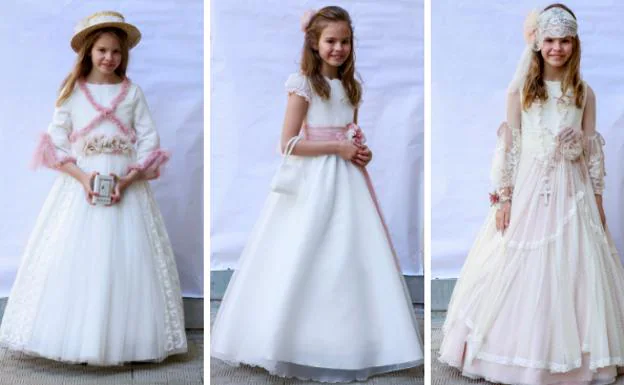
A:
489,191,512,207
499,195,511,203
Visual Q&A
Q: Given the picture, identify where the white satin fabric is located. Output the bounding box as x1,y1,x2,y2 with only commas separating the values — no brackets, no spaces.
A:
211,73,423,382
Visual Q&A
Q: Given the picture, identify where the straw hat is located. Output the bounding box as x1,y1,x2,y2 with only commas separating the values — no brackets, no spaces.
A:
71,11,141,52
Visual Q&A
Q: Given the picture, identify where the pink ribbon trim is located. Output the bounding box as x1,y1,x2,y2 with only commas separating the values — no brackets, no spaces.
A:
359,167,400,269
127,149,171,175
30,132,76,170
70,78,135,143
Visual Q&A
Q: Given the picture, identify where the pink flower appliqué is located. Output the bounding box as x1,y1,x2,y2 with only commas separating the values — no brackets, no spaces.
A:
300,9,317,32
523,9,539,45
345,123,366,146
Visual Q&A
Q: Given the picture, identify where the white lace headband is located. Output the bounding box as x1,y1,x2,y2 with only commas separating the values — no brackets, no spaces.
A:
525,7,577,51
510,6,579,93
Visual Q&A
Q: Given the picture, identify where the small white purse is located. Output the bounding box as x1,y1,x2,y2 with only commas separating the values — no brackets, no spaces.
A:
271,135,303,195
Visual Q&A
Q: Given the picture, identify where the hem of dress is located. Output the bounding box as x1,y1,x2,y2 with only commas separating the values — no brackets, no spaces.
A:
442,317,624,373
438,355,618,385
0,341,188,367
211,352,422,383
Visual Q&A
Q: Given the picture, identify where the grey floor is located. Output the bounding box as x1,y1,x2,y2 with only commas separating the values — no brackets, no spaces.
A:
0,330,203,385
210,301,424,385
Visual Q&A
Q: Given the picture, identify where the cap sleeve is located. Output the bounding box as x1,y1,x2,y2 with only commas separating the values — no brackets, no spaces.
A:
285,73,311,103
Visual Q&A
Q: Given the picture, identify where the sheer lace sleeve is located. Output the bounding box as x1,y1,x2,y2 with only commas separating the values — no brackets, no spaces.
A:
582,85,605,195
490,90,522,194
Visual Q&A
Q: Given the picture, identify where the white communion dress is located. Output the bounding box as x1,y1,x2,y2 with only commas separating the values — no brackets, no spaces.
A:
439,81,624,384
211,73,424,382
0,78,187,365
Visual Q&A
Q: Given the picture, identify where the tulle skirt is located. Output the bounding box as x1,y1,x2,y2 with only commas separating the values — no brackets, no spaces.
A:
439,154,624,384
0,153,187,365
211,154,423,382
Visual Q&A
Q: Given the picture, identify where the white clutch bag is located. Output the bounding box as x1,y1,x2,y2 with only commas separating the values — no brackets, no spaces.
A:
271,135,303,195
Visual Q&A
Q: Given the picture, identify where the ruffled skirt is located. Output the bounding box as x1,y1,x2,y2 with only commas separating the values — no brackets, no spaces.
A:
439,155,624,384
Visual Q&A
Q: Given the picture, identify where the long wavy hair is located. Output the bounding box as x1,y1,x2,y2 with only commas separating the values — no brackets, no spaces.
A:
301,6,362,107
56,28,130,106
523,3,584,109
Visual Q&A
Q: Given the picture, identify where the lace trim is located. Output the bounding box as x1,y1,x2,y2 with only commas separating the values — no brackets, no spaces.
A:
585,133,606,194
136,183,187,353
0,341,186,366
285,73,312,103
287,88,311,103
0,176,79,347
443,318,624,373
494,122,521,190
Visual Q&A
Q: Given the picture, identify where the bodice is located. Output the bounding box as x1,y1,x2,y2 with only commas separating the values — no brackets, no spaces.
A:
521,81,584,158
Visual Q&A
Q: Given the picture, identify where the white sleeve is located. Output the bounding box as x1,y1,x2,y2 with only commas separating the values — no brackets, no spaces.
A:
31,101,77,170
285,73,312,102
127,85,170,178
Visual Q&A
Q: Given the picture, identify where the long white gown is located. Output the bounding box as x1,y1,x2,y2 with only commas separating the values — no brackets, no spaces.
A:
439,81,624,384
0,78,187,365
211,73,423,382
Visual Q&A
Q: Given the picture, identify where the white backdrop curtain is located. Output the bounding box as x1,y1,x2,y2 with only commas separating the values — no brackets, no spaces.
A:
0,1,204,297
432,0,624,278
211,0,424,275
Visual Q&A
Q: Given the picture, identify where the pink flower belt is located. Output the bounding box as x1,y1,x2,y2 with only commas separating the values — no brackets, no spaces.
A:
301,122,401,270
303,123,366,145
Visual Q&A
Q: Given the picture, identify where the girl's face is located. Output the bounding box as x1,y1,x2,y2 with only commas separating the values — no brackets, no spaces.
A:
317,21,351,68
90,32,122,75
540,36,574,68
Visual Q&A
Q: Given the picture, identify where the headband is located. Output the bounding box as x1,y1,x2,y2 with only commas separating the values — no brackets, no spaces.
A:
510,7,578,93
525,7,577,51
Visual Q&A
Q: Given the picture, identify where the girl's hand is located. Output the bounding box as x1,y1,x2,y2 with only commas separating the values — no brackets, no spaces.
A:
142,168,161,181
558,127,579,144
337,141,359,161
495,201,511,233
80,171,99,205
109,174,130,205
596,194,607,228
352,145,372,167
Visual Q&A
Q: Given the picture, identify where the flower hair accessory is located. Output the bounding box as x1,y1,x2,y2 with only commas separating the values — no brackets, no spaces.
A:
300,9,317,32
523,9,539,46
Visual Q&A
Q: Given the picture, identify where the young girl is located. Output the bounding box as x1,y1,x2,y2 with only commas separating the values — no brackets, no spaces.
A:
439,4,624,384
211,6,423,382
0,11,187,365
